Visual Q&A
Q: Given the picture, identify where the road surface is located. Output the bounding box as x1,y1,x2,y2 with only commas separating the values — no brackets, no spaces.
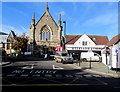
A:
1,60,120,92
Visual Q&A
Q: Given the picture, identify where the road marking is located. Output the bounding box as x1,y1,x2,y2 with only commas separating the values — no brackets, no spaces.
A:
32,74,41,77
93,75,101,78
2,83,105,87
6,74,16,77
20,74,29,77
53,65,64,69
65,75,74,78
22,64,34,69
95,78,108,85
11,70,25,74
44,74,52,77
84,75,92,78
74,74,83,78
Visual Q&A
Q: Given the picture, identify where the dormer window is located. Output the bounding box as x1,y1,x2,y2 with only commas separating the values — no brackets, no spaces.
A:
92,37,96,41
82,41,87,46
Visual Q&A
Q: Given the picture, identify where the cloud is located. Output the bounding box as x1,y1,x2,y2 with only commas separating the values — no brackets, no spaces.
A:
3,5,28,17
106,24,118,40
82,13,118,27
73,3,96,26
59,11,65,16
20,25,29,35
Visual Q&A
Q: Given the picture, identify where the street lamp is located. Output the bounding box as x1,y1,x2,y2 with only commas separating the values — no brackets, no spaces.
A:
63,21,66,50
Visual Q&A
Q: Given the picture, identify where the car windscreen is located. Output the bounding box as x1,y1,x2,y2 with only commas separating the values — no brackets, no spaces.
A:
62,53,68,56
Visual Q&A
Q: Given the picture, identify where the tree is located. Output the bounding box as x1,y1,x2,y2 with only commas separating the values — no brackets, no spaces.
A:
12,33,28,52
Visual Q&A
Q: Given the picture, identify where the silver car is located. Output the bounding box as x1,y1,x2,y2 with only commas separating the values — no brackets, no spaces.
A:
54,52,73,64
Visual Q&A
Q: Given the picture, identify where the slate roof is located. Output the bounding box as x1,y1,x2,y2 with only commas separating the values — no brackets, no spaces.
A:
66,35,109,45
0,32,8,35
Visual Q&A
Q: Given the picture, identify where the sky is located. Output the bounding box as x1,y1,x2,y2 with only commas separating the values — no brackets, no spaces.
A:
1,2,119,40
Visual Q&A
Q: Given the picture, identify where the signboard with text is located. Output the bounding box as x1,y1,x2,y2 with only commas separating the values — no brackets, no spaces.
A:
54,46,63,52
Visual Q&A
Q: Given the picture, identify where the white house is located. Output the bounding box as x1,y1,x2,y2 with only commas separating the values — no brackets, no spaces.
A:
102,34,120,69
66,34,109,60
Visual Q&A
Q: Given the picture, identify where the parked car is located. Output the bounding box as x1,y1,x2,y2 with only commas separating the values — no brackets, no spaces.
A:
54,51,73,64
81,51,101,62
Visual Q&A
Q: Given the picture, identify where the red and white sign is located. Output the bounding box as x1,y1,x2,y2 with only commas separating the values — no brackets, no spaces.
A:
54,46,63,51
106,47,110,54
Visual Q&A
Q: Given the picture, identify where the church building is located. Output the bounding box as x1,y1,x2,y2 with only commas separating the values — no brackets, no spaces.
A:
28,3,64,56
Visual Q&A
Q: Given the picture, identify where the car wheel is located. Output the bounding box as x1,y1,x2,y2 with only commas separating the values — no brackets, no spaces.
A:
55,59,58,63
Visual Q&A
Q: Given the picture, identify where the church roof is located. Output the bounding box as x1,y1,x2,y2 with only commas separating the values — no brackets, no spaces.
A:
66,35,109,45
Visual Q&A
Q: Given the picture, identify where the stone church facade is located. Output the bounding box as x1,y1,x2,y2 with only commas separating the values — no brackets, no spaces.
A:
28,3,64,55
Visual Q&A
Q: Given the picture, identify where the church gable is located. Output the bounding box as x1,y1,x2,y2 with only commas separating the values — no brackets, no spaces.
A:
36,11,58,28
35,4,59,42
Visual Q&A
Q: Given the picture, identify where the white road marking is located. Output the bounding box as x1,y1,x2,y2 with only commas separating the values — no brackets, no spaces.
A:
84,75,92,78
93,75,101,78
21,74,29,77
45,74,52,77
74,74,83,78
22,64,34,69
32,74,41,77
53,65,64,69
6,74,16,77
65,75,74,78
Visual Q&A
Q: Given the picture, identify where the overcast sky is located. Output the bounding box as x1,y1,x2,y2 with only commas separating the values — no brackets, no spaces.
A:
1,2,118,40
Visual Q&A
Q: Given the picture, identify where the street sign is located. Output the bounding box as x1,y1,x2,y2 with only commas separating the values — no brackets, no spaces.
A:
54,46,63,51
106,47,110,54
115,49,118,53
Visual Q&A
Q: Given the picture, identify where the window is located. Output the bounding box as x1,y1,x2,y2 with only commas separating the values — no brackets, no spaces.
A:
82,41,87,46
40,25,51,40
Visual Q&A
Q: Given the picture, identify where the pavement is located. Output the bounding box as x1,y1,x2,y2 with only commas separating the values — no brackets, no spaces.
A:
75,61,120,78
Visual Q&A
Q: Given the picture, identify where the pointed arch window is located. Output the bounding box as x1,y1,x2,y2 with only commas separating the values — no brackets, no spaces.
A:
40,25,51,41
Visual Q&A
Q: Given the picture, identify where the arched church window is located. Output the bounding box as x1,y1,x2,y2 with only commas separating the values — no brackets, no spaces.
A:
40,25,51,40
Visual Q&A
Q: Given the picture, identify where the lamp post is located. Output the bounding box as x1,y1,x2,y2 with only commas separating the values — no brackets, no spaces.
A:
63,21,66,51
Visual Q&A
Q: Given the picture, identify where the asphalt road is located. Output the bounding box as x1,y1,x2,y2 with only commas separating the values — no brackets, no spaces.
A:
1,60,120,92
